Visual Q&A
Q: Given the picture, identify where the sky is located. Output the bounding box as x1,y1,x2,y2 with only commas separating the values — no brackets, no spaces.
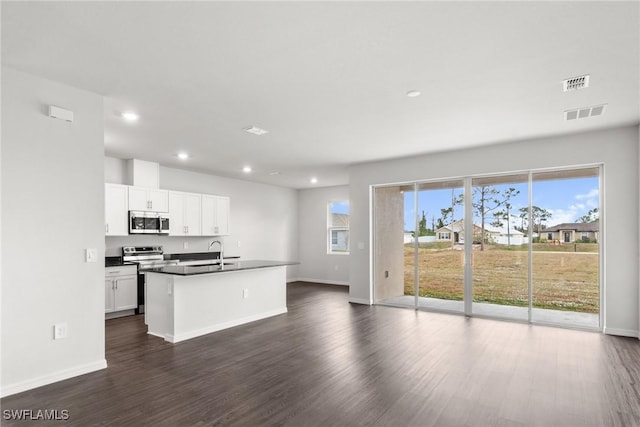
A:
403,176,599,231
330,201,350,215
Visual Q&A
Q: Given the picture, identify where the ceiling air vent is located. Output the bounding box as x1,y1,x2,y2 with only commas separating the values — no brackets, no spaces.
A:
564,104,607,121
563,75,590,92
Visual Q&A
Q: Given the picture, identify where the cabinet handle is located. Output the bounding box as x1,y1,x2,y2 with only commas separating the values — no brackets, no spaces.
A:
150,200,153,209
115,280,118,290
186,225,189,234
106,224,109,233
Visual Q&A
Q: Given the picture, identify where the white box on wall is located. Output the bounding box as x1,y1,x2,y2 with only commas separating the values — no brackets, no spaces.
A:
127,159,160,188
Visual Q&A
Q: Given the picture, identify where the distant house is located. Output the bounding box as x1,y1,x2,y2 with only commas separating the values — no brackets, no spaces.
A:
544,221,599,243
484,223,527,245
330,213,350,251
434,219,484,244
434,219,526,245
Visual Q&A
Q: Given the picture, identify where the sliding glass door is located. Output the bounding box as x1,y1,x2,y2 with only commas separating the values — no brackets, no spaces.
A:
416,180,464,313
373,184,414,307
373,180,465,312
373,166,601,331
531,168,600,328
471,174,529,321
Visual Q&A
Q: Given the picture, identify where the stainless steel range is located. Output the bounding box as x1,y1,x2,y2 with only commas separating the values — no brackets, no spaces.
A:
122,246,178,313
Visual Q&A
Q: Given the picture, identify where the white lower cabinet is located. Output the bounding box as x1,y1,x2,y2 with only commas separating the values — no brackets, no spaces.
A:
105,265,137,313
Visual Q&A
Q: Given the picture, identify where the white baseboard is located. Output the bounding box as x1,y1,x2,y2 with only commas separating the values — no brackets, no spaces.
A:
603,327,639,338
349,297,372,305
167,307,288,343
1,359,107,398
289,277,349,286
105,309,135,320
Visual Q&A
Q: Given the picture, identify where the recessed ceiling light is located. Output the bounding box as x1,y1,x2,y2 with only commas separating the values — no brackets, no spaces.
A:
310,177,318,184
177,152,189,160
121,111,139,122
243,166,252,173
244,126,269,136
406,90,421,98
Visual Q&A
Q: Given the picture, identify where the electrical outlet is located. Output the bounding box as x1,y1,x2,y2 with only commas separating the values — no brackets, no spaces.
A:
183,241,189,249
53,323,68,340
243,289,249,299
237,241,241,248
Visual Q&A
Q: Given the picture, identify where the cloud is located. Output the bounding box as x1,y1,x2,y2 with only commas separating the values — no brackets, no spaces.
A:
547,208,580,225
575,188,599,200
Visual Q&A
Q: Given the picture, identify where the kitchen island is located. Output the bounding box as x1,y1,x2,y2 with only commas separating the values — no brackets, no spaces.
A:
145,260,297,343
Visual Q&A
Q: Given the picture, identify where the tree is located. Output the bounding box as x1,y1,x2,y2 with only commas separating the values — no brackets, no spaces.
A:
518,206,552,235
473,186,501,251
418,210,428,236
440,206,453,228
488,188,519,246
577,208,599,223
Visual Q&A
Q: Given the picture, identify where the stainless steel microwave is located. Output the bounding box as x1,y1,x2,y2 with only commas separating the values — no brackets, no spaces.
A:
129,211,170,235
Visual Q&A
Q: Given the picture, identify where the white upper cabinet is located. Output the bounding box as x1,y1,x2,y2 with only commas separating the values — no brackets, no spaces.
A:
169,191,202,236
128,186,169,212
147,188,169,212
202,194,230,236
105,183,129,236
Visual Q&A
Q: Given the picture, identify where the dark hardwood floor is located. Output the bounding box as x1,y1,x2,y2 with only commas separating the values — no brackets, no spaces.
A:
2,282,640,426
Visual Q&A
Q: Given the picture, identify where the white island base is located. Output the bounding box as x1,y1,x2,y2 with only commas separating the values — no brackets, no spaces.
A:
146,266,287,343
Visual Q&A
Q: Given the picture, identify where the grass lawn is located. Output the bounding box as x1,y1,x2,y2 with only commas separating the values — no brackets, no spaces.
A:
403,242,599,313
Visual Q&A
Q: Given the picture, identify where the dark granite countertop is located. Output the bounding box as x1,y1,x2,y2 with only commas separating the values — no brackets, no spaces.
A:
146,260,298,276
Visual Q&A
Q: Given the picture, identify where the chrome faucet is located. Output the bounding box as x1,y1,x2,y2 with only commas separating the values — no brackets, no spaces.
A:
208,240,223,265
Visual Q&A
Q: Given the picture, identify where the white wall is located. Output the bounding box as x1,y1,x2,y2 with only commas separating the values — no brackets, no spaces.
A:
1,67,106,396
105,158,299,280
297,185,350,285
349,126,640,337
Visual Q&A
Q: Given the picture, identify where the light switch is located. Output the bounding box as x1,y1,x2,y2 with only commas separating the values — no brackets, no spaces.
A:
85,248,97,263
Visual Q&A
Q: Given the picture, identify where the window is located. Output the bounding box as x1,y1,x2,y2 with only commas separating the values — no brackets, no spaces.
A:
328,201,349,254
439,232,451,240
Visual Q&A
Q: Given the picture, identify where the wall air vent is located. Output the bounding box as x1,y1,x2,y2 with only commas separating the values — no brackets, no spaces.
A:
564,104,607,121
563,75,590,92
